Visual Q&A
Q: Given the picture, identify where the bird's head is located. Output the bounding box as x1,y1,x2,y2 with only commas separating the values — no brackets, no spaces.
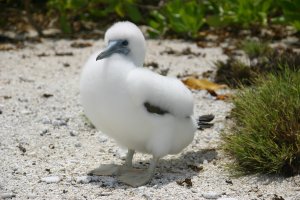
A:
96,21,146,67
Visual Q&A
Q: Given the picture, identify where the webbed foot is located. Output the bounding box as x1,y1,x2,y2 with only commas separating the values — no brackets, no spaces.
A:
118,168,153,187
88,164,128,176
118,156,159,187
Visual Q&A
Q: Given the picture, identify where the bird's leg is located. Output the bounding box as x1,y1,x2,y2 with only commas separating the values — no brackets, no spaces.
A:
125,149,135,167
118,156,159,187
117,149,135,174
88,149,135,176
124,149,135,168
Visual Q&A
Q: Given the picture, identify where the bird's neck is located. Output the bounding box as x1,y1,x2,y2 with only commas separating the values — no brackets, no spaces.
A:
130,50,145,67
105,55,136,75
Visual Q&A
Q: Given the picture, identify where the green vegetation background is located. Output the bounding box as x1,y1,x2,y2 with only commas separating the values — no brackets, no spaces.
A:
1,0,300,38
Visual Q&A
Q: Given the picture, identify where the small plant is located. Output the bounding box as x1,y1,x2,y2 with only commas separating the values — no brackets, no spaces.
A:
47,0,143,34
105,0,143,23
148,0,205,39
148,10,167,38
215,58,254,87
47,0,88,34
215,40,300,88
223,69,300,176
206,0,275,28
240,40,271,60
164,0,205,38
280,0,300,31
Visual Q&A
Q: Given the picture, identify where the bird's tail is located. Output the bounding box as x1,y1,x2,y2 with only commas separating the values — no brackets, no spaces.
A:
197,114,214,130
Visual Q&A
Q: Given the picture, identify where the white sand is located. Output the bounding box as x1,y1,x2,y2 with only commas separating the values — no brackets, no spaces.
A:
0,39,299,200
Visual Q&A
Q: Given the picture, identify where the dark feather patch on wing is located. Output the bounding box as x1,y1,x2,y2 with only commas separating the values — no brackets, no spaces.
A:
199,114,214,122
144,102,169,115
198,114,214,130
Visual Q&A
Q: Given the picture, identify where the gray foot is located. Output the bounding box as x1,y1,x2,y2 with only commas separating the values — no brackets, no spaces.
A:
88,164,120,176
118,168,154,187
88,164,132,176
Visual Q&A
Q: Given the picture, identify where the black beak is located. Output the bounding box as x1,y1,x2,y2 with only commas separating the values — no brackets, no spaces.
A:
96,40,130,61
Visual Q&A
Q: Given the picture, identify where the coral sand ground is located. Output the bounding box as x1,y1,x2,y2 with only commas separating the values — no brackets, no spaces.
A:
0,39,299,199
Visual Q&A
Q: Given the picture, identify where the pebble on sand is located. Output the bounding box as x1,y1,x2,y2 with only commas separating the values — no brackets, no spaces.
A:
41,116,51,124
202,192,221,199
40,129,48,136
52,118,68,126
69,130,77,136
75,143,82,147
100,192,112,196
1,193,16,199
27,193,37,198
41,176,61,183
98,135,108,143
76,176,92,184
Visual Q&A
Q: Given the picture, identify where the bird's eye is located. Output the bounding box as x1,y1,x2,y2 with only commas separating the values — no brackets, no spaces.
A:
122,40,129,46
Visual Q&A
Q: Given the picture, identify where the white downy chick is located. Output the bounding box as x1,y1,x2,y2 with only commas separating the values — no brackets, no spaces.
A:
80,21,214,187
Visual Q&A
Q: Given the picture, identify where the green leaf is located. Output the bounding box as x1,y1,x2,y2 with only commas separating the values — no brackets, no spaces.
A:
292,21,300,31
59,14,72,34
115,3,125,17
280,0,298,13
125,3,142,22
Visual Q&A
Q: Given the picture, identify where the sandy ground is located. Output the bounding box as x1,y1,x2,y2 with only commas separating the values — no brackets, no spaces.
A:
0,39,299,200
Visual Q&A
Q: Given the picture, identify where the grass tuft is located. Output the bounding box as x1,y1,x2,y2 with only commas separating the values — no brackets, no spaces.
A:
240,40,271,60
215,58,254,87
215,40,300,88
223,69,300,176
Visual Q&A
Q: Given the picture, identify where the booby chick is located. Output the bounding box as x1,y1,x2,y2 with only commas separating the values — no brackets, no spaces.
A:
80,21,214,187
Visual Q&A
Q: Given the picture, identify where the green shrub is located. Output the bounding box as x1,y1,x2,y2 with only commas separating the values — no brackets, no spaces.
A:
164,0,205,38
215,40,300,88
148,10,167,38
223,69,300,176
47,0,78,34
280,0,300,31
215,58,254,87
27,0,299,37
206,0,276,28
240,40,271,60
148,0,205,39
47,0,143,34
4,0,298,37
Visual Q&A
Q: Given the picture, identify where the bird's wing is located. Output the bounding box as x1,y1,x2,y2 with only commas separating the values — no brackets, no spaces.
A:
126,68,194,118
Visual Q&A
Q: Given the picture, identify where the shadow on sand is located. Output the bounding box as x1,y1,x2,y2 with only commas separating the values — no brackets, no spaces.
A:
88,148,218,188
